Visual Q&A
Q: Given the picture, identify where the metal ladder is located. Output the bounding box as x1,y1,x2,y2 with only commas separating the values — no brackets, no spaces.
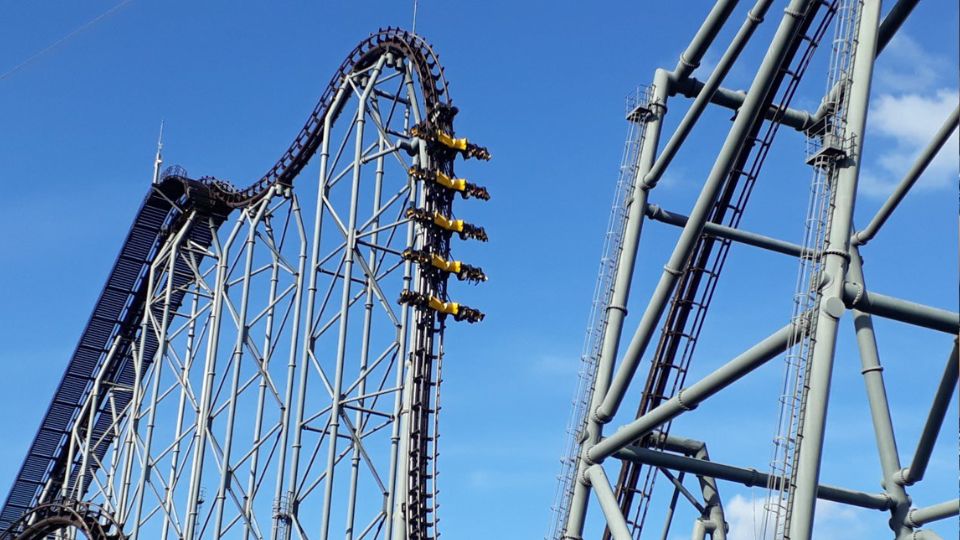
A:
608,2,844,537
763,1,863,537
546,86,653,540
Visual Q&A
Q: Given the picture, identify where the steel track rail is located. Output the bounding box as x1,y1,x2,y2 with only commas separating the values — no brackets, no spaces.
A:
0,27,456,536
604,2,838,536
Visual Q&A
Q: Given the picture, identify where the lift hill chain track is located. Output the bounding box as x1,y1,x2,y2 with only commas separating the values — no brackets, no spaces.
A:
608,2,839,536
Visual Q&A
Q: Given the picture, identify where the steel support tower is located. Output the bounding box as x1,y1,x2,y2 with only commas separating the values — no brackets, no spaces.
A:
550,1,958,539
0,29,490,540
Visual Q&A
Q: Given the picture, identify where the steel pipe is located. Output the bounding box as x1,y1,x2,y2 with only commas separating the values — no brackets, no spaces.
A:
645,204,808,257
681,0,919,132
853,105,959,246
905,499,960,528
614,445,892,511
648,0,777,188
658,472,685,540
898,341,959,486
320,56,387,540
562,68,671,540
672,77,813,130
877,0,920,52
807,0,919,128
671,0,741,81
596,0,820,424
589,321,799,463
585,465,632,540
841,282,960,335
847,246,911,536
384,67,422,540
788,1,883,536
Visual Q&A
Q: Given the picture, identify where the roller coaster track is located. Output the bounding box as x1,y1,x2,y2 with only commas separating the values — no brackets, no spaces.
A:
0,28,472,539
604,2,840,537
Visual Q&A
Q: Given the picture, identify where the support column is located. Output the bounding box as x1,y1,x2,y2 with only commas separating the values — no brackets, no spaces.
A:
690,444,726,540
897,341,959,486
562,68,669,539
788,1,882,537
847,246,912,537
212,200,270,538
586,465,633,540
319,56,386,540
598,0,820,423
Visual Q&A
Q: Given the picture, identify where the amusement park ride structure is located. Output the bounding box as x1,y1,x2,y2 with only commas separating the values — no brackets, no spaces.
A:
548,1,958,539
0,1,958,540
1,28,490,540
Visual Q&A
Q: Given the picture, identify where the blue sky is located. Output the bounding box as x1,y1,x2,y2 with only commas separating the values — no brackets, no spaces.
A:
0,1,957,539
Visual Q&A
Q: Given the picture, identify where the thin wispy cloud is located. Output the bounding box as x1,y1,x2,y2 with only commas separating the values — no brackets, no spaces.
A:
718,494,870,540
874,34,954,94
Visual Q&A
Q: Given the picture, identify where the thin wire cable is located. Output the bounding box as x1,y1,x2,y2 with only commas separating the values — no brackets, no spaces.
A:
0,0,134,82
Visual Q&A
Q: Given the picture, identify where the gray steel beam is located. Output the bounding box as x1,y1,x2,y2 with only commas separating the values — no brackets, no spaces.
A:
905,499,960,528
852,105,959,246
686,440,726,540
897,341,959,486
320,58,385,540
676,0,920,132
562,68,671,540
841,282,960,335
788,1,883,536
877,0,920,52
847,246,911,537
658,476,683,540
671,0,741,81
649,0,777,188
614,445,892,511
596,0,820,424
658,468,705,514
645,204,808,257
588,321,799,463
672,77,813,131
585,465,632,540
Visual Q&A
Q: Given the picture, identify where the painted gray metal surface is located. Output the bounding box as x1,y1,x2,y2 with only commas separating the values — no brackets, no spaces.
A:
614,444,892,510
594,0,821,425
551,1,957,539
785,2,883,536
853,105,960,247
3,30,489,540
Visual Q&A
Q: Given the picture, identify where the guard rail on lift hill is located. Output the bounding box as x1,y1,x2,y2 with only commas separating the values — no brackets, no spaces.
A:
0,176,227,533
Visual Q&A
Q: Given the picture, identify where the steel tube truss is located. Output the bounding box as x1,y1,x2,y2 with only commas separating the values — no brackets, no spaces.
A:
551,1,957,539
2,29,490,540
614,442,892,511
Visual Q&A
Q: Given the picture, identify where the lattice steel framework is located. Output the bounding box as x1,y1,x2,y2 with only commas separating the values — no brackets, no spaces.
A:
1,28,490,540
551,1,958,540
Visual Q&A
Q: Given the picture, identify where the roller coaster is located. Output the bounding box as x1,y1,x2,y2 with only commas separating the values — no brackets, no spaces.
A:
2,2,958,540
1,28,489,540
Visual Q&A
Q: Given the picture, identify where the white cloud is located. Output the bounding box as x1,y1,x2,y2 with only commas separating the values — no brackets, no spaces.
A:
725,494,771,539
874,34,953,94
862,89,959,197
720,494,871,540
859,33,959,198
